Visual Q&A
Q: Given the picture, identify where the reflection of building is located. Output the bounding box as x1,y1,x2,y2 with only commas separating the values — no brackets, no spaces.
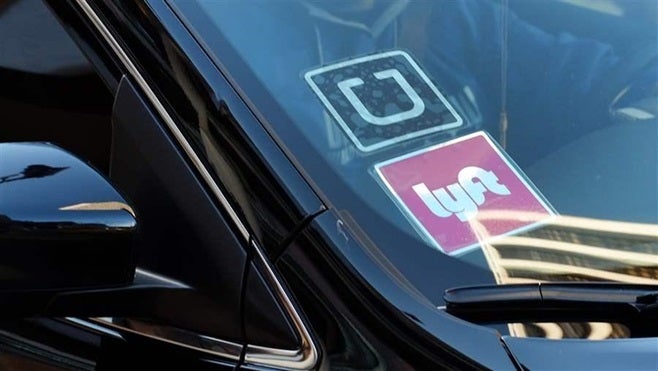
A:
476,212,658,340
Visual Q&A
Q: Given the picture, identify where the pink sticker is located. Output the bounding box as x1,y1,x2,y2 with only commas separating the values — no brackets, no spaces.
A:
375,132,555,255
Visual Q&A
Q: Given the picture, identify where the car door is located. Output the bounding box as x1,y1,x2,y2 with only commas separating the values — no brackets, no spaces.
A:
54,0,325,367
1,0,322,369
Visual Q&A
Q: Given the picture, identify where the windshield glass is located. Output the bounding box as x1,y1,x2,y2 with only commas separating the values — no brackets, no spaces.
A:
170,0,658,340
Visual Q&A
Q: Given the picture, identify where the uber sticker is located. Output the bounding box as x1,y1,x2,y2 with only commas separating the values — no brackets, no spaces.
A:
375,132,555,255
305,50,463,152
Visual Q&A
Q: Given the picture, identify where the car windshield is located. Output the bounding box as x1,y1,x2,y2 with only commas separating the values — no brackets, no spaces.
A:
169,0,658,339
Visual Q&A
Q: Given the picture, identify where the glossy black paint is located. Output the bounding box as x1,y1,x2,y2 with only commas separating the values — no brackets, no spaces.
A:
243,260,299,350
0,142,135,290
502,336,658,370
36,0,517,368
42,0,123,92
18,0,656,369
93,0,324,251
111,76,246,343
278,211,518,370
90,0,328,359
0,318,99,369
0,317,235,370
41,0,320,365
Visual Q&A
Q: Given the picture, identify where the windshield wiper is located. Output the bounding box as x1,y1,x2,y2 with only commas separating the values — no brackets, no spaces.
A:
443,282,658,337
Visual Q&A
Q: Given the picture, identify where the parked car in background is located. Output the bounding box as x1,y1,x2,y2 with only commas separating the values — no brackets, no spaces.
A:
1,0,657,369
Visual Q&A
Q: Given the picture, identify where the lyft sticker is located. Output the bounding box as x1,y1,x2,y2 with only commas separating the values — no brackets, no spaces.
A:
305,50,463,152
375,132,555,255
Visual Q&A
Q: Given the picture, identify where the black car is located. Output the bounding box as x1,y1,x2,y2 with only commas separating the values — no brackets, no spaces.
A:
1,0,657,369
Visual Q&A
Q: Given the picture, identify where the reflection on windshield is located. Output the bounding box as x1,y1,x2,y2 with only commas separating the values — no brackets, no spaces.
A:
509,321,630,340
480,213,658,339
172,0,658,341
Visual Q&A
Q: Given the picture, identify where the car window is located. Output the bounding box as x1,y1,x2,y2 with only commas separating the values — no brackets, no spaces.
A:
171,0,658,340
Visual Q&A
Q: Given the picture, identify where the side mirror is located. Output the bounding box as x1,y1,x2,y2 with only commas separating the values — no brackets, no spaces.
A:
0,143,226,326
0,142,136,291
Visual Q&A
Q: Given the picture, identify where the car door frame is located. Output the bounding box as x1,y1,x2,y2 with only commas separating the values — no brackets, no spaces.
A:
39,0,322,369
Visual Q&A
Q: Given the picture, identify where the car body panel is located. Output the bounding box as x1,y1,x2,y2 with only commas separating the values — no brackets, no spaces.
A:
1,0,655,369
111,76,247,343
277,211,519,369
502,336,658,370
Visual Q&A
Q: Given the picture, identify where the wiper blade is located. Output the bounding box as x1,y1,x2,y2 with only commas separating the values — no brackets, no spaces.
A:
443,283,658,336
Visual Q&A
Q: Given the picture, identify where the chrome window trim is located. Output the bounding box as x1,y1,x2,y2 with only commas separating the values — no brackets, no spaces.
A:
0,328,97,370
72,0,318,369
65,317,124,339
86,318,243,361
67,269,243,361
245,239,318,370
74,0,249,242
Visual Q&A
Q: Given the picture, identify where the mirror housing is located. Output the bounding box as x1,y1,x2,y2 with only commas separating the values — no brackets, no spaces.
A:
0,142,136,290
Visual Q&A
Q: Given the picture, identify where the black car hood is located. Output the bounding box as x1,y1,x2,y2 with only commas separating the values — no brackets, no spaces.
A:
502,336,658,370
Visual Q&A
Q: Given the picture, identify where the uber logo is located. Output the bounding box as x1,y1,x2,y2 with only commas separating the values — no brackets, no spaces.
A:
305,50,463,152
